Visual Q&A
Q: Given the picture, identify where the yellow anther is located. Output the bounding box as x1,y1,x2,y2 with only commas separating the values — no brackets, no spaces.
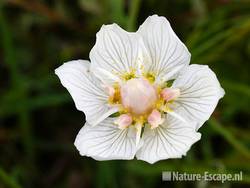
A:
143,72,155,83
108,84,121,104
122,68,136,80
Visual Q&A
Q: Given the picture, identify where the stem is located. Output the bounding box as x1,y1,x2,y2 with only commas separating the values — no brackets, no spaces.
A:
209,118,250,159
222,80,250,97
0,168,22,188
127,0,141,31
0,2,19,84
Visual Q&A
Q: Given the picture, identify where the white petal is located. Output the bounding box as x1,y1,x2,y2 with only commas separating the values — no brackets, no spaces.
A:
137,15,191,83
90,24,143,84
136,115,201,164
55,60,118,126
171,64,225,130
90,67,122,86
74,118,137,160
166,110,186,123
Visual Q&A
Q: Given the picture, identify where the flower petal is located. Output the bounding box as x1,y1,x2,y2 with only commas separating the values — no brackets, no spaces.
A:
55,60,118,126
136,115,201,164
90,67,122,86
171,64,225,129
74,118,137,160
137,15,191,83
90,23,143,84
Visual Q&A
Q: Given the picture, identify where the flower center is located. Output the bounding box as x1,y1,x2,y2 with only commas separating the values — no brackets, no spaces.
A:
120,78,158,115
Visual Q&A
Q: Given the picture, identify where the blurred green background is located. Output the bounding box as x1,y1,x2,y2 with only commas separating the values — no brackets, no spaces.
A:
0,0,250,187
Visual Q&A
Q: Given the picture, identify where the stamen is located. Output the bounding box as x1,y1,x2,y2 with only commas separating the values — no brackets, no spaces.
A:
114,114,133,129
107,84,121,104
147,109,164,129
104,85,115,97
122,68,136,80
135,123,142,147
144,72,155,83
161,88,180,102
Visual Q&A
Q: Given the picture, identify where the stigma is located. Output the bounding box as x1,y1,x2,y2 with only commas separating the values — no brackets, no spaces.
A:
120,78,158,115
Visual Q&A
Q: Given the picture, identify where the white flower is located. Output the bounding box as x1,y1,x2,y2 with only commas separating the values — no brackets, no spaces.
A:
55,15,225,164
